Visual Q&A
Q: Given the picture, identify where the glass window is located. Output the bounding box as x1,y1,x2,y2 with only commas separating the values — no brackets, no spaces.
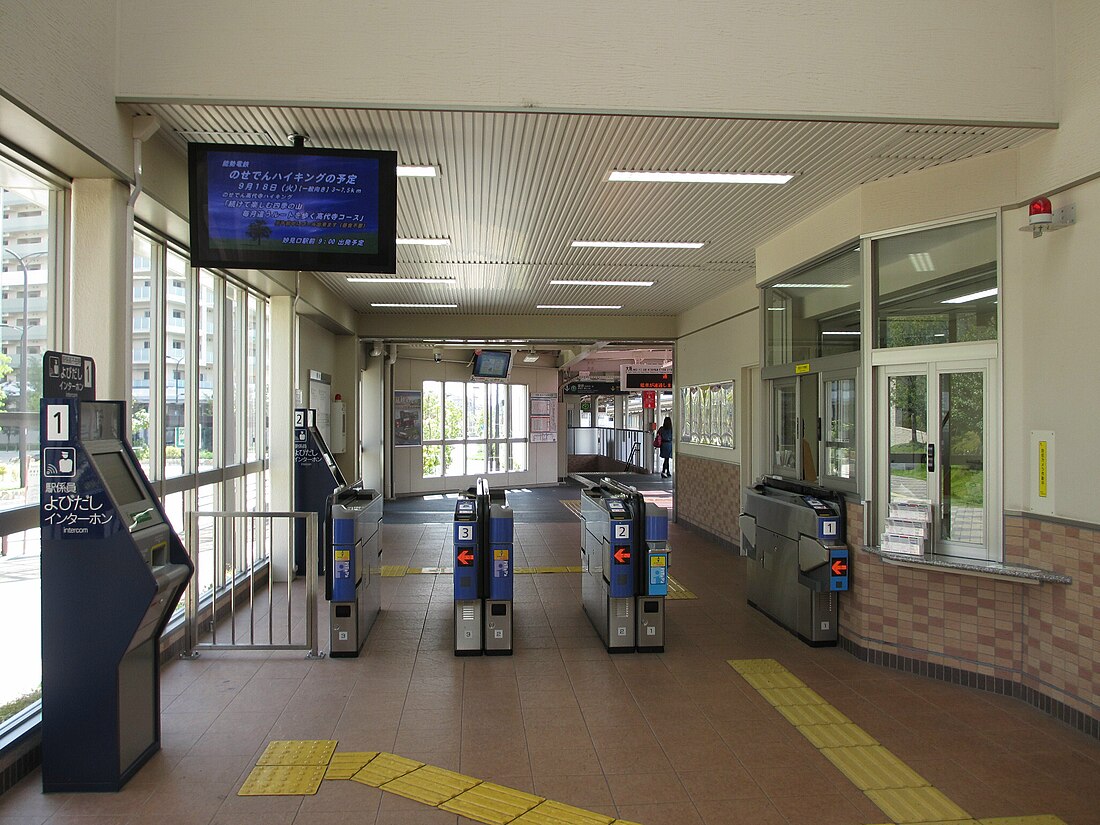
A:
164,250,190,479
765,246,861,366
131,233,159,478
198,271,219,469
679,381,735,448
246,294,261,462
224,283,244,465
0,527,43,724
875,218,997,348
774,379,798,472
823,374,857,481
421,380,529,478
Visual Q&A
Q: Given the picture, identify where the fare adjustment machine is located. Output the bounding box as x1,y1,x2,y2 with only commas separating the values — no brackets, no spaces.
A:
326,483,383,656
453,479,513,655
294,408,346,576
39,352,193,792
580,479,670,652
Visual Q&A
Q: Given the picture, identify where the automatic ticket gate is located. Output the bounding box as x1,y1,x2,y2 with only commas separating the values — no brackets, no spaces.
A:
580,479,669,653
453,479,513,655
294,407,346,576
738,477,850,646
326,484,383,657
39,396,193,791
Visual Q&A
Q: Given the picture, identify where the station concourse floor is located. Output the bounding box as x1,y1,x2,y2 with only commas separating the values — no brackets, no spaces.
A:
4,480,1100,825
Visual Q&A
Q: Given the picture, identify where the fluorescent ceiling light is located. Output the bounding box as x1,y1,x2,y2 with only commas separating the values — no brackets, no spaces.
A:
348,277,456,284
537,304,622,310
609,170,793,185
771,283,851,289
908,252,935,272
767,307,786,311
571,240,704,249
397,237,450,246
370,302,457,308
397,165,437,177
941,287,998,304
522,351,540,363
821,331,862,336
549,279,654,287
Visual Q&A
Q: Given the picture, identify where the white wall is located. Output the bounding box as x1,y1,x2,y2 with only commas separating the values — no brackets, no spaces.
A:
115,1,1055,125
391,358,560,495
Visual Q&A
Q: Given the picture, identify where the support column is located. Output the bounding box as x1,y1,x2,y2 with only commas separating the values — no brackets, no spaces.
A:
70,178,129,399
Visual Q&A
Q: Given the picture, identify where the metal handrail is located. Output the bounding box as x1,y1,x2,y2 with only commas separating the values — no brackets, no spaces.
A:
183,510,322,658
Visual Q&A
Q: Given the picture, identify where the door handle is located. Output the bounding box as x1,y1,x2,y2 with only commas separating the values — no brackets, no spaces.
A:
926,443,936,473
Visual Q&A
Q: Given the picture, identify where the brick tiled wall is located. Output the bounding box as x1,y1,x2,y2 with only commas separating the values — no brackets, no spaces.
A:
841,503,1099,730
675,454,740,545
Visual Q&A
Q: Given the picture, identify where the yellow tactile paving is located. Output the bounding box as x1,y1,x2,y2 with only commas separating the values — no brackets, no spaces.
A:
350,752,423,787
776,701,851,727
981,817,1070,824
757,686,828,706
439,781,545,824
728,658,791,674
560,499,583,518
380,564,410,577
666,575,697,599
238,765,326,796
256,739,338,766
740,670,807,690
381,764,482,806
512,798,617,825
799,723,879,748
819,746,930,790
865,786,972,824
324,752,379,780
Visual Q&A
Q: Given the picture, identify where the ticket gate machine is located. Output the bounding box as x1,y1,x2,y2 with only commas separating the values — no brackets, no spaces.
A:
453,479,513,656
580,479,670,653
738,477,849,646
294,408,346,576
326,484,383,657
39,398,193,791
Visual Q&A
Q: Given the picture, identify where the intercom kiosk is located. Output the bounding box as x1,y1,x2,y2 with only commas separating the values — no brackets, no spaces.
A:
738,476,849,646
40,399,193,792
580,479,670,653
453,478,514,655
326,484,383,657
294,407,346,576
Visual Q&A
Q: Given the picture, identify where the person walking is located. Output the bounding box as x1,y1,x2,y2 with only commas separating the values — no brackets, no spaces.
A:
655,416,674,478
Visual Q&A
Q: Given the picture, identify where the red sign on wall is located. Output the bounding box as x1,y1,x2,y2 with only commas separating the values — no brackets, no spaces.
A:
642,391,657,409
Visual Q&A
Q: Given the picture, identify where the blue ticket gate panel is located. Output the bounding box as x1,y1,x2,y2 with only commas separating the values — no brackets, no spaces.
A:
326,485,383,657
39,396,193,792
453,497,481,654
580,479,670,653
485,503,513,654
294,408,346,576
453,479,513,655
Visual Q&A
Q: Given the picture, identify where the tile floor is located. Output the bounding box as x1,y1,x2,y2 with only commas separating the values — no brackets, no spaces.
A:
3,499,1100,825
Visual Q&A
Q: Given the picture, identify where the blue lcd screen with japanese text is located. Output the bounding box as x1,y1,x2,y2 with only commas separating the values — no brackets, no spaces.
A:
188,143,397,274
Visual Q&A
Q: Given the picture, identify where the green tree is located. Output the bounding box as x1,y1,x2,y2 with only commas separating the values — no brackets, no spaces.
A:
246,219,272,246
0,352,13,411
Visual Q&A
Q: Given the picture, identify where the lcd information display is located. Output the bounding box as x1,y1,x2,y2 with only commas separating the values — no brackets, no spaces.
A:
188,143,397,274
472,350,512,379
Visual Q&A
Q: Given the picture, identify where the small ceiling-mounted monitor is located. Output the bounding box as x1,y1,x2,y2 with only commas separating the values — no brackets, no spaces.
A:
471,349,512,381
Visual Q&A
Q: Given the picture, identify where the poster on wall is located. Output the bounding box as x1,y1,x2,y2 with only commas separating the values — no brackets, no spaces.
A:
394,390,422,447
529,392,558,443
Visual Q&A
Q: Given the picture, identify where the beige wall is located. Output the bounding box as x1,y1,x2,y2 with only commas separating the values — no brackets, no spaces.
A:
115,1,1055,125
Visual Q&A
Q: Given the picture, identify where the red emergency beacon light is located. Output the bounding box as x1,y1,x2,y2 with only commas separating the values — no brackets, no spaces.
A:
1028,196,1053,226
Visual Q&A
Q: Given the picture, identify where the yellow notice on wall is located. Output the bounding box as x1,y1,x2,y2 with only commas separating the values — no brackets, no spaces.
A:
1038,441,1048,498
795,363,811,374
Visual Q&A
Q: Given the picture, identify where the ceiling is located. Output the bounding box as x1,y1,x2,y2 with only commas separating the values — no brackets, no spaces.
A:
133,103,1047,318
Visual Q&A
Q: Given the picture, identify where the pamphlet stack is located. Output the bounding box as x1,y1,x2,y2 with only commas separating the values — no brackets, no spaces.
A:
881,502,932,556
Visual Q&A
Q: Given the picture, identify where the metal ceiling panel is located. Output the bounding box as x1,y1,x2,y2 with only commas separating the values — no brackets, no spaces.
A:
135,103,1046,315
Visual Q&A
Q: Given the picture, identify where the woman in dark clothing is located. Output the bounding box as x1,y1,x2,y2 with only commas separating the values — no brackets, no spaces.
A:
656,416,674,478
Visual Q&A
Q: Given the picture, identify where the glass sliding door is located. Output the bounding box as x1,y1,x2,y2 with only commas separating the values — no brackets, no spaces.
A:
879,360,993,559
